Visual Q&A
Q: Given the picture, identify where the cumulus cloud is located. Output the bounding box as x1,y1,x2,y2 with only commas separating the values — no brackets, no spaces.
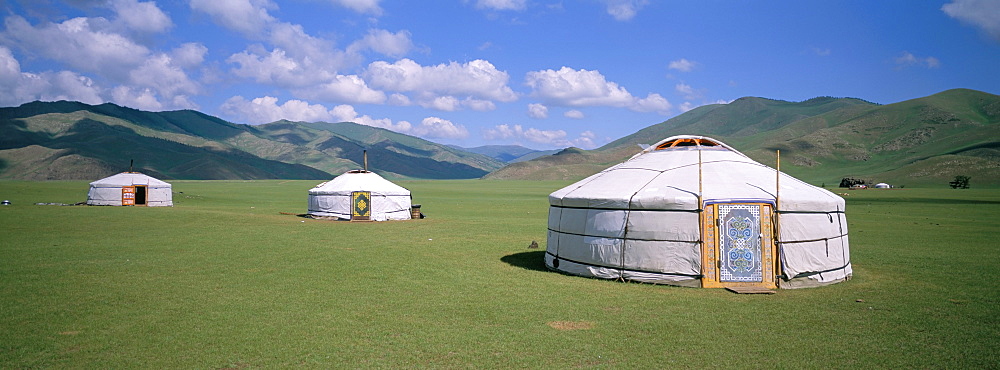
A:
412,117,469,139
527,103,548,119
942,0,1000,41
525,66,671,114
220,95,335,124
1,13,204,110
328,0,384,15
330,104,413,132
171,43,208,68
189,0,276,37
564,109,584,119
111,0,172,34
111,86,164,111
474,0,527,11
2,16,149,78
668,58,696,72
0,48,105,106
347,29,415,57
675,82,701,100
129,53,200,100
602,0,649,21
366,58,517,110
294,74,387,104
483,124,597,148
894,51,941,69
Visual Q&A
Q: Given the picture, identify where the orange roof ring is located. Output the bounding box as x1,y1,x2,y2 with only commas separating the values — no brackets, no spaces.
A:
654,137,720,149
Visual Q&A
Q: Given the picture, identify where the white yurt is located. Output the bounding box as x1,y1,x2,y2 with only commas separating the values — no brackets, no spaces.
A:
87,172,173,206
546,135,851,289
307,170,412,221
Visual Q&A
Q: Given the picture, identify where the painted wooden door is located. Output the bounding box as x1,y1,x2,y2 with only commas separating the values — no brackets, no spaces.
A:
701,203,777,289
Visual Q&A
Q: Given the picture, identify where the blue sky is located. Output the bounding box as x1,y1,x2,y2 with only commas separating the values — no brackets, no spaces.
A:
1,0,998,150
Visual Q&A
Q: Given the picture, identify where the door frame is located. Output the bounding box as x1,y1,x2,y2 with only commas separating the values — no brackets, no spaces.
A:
701,202,778,289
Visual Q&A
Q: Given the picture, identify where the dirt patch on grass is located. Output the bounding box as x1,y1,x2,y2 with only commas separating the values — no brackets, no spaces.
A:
547,321,595,331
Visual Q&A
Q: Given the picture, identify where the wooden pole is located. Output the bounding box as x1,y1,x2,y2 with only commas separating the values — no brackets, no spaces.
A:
775,150,782,279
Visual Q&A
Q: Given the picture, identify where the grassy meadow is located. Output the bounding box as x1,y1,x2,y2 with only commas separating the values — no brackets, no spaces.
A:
1,180,998,368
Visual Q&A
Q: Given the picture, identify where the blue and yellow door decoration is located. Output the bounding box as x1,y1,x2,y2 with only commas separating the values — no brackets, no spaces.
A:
701,203,777,289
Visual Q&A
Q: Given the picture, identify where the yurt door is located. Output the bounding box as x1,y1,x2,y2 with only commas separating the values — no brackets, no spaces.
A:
351,191,371,221
122,186,136,206
701,203,777,289
134,185,148,206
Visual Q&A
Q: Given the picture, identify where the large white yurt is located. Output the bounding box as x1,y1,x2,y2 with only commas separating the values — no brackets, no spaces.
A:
307,170,412,221
87,172,173,206
546,135,851,289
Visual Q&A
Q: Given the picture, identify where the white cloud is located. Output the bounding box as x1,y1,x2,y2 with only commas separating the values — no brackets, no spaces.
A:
675,82,701,100
0,46,105,107
525,66,671,114
330,104,413,132
602,0,649,21
388,93,411,105
564,109,584,119
366,58,517,110
894,51,941,69
189,0,276,37
632,93,672,113
412,117,469,139
483,124,597,149
171,43,208,69
679,101,694,112
111,0,172,33
2,16,149,79
327,0,384,15
228,47,337,87
463,98,496,111
347,29,415,57
128,53,200,100
942,0,1000,41
527,103,548,119
111,86,163,111
474,0,527,11
668,58,696,72
295,74,387,104
220,96,335,124
525,66,633,107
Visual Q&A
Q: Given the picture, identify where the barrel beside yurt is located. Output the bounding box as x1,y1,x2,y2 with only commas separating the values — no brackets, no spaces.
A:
307,170,412,221
545,135,851,289
87,172,173,206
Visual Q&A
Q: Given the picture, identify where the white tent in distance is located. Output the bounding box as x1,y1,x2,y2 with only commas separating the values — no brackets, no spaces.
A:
307,170,413,221
87,172,173,207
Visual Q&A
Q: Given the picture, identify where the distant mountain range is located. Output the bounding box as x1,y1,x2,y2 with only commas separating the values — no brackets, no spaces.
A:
448,144,559,163
0,101,504,180
487,89,1000,187
3,89,997,186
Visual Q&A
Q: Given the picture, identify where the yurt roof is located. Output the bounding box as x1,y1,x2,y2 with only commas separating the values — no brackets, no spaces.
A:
550,135,843,212
89,172,171,187
309,170,410,196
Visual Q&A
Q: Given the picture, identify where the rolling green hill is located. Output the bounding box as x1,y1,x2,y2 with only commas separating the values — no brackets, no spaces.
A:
0,101,505,180
487,89,1000,187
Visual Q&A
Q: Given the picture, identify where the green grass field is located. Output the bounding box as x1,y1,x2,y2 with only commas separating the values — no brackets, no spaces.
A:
1,180,998,368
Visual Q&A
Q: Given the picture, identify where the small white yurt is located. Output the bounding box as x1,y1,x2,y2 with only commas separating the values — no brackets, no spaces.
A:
87,172,173,206
546,135,851,289
307,170,412,221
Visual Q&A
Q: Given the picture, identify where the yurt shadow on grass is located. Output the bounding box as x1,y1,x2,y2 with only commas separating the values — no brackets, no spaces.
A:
545,135,851,289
